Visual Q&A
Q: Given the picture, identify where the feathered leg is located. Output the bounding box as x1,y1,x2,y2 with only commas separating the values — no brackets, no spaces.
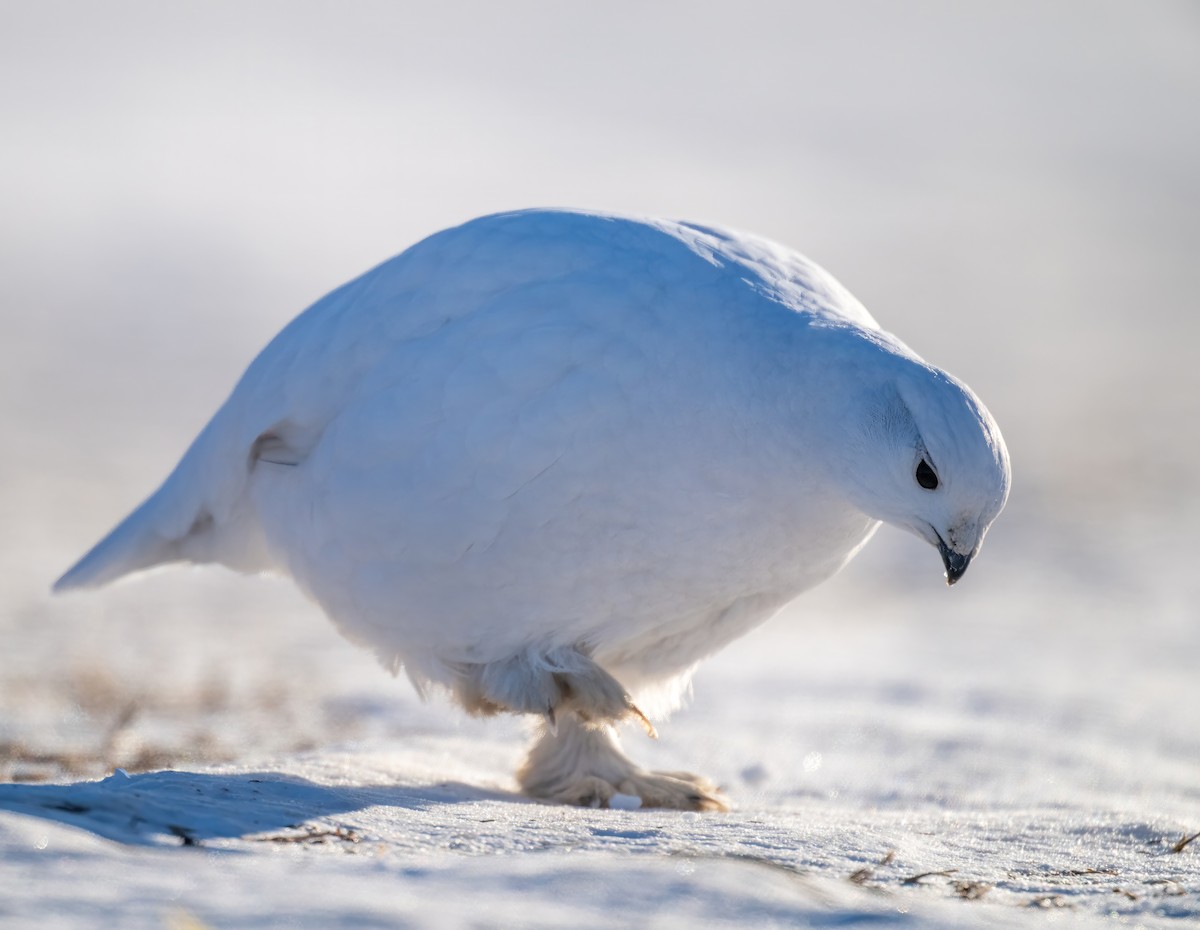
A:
448,645,726,810
451,645,655,734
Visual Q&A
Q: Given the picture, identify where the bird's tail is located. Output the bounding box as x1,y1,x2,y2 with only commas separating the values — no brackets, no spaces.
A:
52,486,201,591
53,417,274,592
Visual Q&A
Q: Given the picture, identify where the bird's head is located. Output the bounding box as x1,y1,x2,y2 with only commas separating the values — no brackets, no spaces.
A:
838,354,1010,586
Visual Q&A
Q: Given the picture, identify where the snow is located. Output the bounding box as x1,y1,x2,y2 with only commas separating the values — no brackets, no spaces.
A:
0,814,1048,930
3,1,1199,927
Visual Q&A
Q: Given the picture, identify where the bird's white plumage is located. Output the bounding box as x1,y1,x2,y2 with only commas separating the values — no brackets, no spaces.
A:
57,209,1010,717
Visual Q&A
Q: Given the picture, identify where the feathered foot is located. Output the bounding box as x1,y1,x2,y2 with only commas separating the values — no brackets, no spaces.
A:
517,714,729,812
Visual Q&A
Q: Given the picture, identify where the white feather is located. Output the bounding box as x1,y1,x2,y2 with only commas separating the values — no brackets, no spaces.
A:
56,209,1010,710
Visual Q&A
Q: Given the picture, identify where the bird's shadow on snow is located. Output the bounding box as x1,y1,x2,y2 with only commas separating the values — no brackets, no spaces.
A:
0,768,521,847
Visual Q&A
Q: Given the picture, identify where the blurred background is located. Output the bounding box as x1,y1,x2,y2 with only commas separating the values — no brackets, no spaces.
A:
1,1,1197,784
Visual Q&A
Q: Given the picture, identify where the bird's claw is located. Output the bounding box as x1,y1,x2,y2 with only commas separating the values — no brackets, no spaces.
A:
626,701,658,739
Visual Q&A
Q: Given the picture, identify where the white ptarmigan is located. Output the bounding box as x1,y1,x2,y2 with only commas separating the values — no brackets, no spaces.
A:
56,209,1010,811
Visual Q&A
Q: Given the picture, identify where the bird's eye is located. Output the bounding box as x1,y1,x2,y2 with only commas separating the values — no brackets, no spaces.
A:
915,458,939,490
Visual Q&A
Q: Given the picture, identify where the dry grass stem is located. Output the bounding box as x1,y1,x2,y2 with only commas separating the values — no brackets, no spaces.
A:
902,869,958,885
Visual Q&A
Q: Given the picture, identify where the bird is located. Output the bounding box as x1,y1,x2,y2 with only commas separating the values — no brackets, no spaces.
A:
55,209,1011,811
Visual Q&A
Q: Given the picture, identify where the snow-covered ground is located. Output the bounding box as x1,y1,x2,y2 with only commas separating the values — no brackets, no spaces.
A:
3,2,1198,927
3,518,1198,927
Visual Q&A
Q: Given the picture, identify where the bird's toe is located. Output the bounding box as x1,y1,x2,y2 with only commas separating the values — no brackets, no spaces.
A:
616,771,730,812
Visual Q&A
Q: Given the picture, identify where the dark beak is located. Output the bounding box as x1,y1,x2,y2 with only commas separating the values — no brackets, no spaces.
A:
937,537,972,586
